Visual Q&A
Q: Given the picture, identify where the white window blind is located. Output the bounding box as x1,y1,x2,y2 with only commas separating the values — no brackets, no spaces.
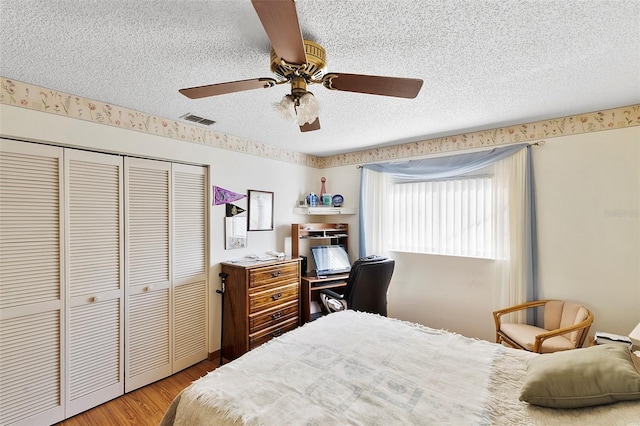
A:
389,177,494,258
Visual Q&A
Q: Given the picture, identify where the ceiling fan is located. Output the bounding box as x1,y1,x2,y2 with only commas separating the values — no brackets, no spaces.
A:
179,0,423,132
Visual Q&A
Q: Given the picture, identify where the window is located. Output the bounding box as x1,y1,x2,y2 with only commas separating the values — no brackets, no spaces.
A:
388,176,494,258
360,145,536,314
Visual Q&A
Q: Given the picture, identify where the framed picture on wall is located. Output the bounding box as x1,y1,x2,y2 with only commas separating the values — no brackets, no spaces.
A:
247,189,274,231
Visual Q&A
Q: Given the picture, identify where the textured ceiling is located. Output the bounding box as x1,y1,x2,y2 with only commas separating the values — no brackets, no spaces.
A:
1,0,639,157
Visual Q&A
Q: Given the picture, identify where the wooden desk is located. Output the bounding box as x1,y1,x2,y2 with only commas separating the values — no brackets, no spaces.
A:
300,274,349,323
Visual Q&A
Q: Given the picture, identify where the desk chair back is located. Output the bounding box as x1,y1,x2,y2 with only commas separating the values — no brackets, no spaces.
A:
345,256,395,316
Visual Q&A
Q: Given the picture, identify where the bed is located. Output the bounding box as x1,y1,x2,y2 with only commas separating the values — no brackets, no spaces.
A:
161,311,640,425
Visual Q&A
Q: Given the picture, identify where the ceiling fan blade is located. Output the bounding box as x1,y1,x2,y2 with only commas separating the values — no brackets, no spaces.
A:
251,0,306,65
179,78,277,99
323,73,423,99
299,117,320,132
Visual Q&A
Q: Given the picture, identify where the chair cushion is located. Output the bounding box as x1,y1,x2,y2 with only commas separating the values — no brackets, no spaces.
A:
568,306,589,345
500,323,575,353
543,300,564,330
542,300,590,345
520,345,640,408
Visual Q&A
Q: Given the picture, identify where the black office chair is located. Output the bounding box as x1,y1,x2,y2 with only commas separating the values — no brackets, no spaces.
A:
320,255,395,316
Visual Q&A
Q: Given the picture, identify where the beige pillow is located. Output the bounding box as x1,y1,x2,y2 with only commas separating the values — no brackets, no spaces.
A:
520,344,640,408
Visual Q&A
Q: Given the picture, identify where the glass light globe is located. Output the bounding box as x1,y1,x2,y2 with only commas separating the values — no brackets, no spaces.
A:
295,92,319,125
273,95,295,121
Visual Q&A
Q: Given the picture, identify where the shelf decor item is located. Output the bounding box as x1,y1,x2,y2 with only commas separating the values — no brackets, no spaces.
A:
332,194,344,207
306,193,319,207
320,176,327,198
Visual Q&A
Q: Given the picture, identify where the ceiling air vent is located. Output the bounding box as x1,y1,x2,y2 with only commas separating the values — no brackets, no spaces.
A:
180,113,216,126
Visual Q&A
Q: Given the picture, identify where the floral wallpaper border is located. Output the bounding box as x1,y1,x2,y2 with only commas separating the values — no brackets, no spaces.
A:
2,77,638,169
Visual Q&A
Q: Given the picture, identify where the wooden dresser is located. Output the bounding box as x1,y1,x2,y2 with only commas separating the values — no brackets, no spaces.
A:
220,258,301,361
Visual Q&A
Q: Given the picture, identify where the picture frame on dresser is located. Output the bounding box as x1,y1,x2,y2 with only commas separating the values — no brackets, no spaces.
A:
247,189,274,231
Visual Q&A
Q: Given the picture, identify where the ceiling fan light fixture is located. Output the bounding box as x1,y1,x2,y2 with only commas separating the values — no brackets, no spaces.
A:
179,1,423,133
294,91,319,126
273,94,296,121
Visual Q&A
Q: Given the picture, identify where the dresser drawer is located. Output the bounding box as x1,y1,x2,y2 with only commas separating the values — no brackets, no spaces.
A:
249,301,298,334
249,282,298,314
249,317,298,350
249,262,299,289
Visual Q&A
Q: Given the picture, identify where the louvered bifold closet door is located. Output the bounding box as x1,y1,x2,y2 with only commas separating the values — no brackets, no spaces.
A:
64,150,124,417
0,140,65,426
172,164,208,372
124,158,172,392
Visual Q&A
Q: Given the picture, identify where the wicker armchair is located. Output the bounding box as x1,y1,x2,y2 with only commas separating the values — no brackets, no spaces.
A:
493,300,594,354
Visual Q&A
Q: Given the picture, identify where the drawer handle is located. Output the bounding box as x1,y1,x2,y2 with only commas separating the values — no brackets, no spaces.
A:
271,292,282,301
271,311,282,320
272,329,282,338
271,270,282,278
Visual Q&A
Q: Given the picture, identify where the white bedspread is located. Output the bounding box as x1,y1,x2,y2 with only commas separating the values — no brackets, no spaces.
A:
166,311,640,425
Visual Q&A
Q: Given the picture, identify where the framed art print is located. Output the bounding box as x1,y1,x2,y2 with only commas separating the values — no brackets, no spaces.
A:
247,189,274,231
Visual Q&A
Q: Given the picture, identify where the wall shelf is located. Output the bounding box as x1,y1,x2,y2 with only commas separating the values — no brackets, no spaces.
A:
292,206,356,215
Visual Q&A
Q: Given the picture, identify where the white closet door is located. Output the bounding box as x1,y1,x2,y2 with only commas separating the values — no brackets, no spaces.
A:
0,140,66,426
64,150,124,417
172,164,208,372
124,157,172,392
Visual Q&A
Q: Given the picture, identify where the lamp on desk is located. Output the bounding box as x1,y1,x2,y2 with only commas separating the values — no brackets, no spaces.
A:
629,322,640,349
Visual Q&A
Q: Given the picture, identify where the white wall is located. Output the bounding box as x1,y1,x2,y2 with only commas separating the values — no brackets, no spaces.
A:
533,127,640,338
302,166,362,258
388,253,498,340
323,126,640,342
3,104,638,348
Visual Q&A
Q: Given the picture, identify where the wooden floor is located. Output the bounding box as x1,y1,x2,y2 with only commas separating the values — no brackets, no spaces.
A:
57,358,219,426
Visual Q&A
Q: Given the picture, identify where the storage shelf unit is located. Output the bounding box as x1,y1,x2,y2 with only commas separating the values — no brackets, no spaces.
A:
299,233,349,239
292,206,356,215
291,223,349,276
